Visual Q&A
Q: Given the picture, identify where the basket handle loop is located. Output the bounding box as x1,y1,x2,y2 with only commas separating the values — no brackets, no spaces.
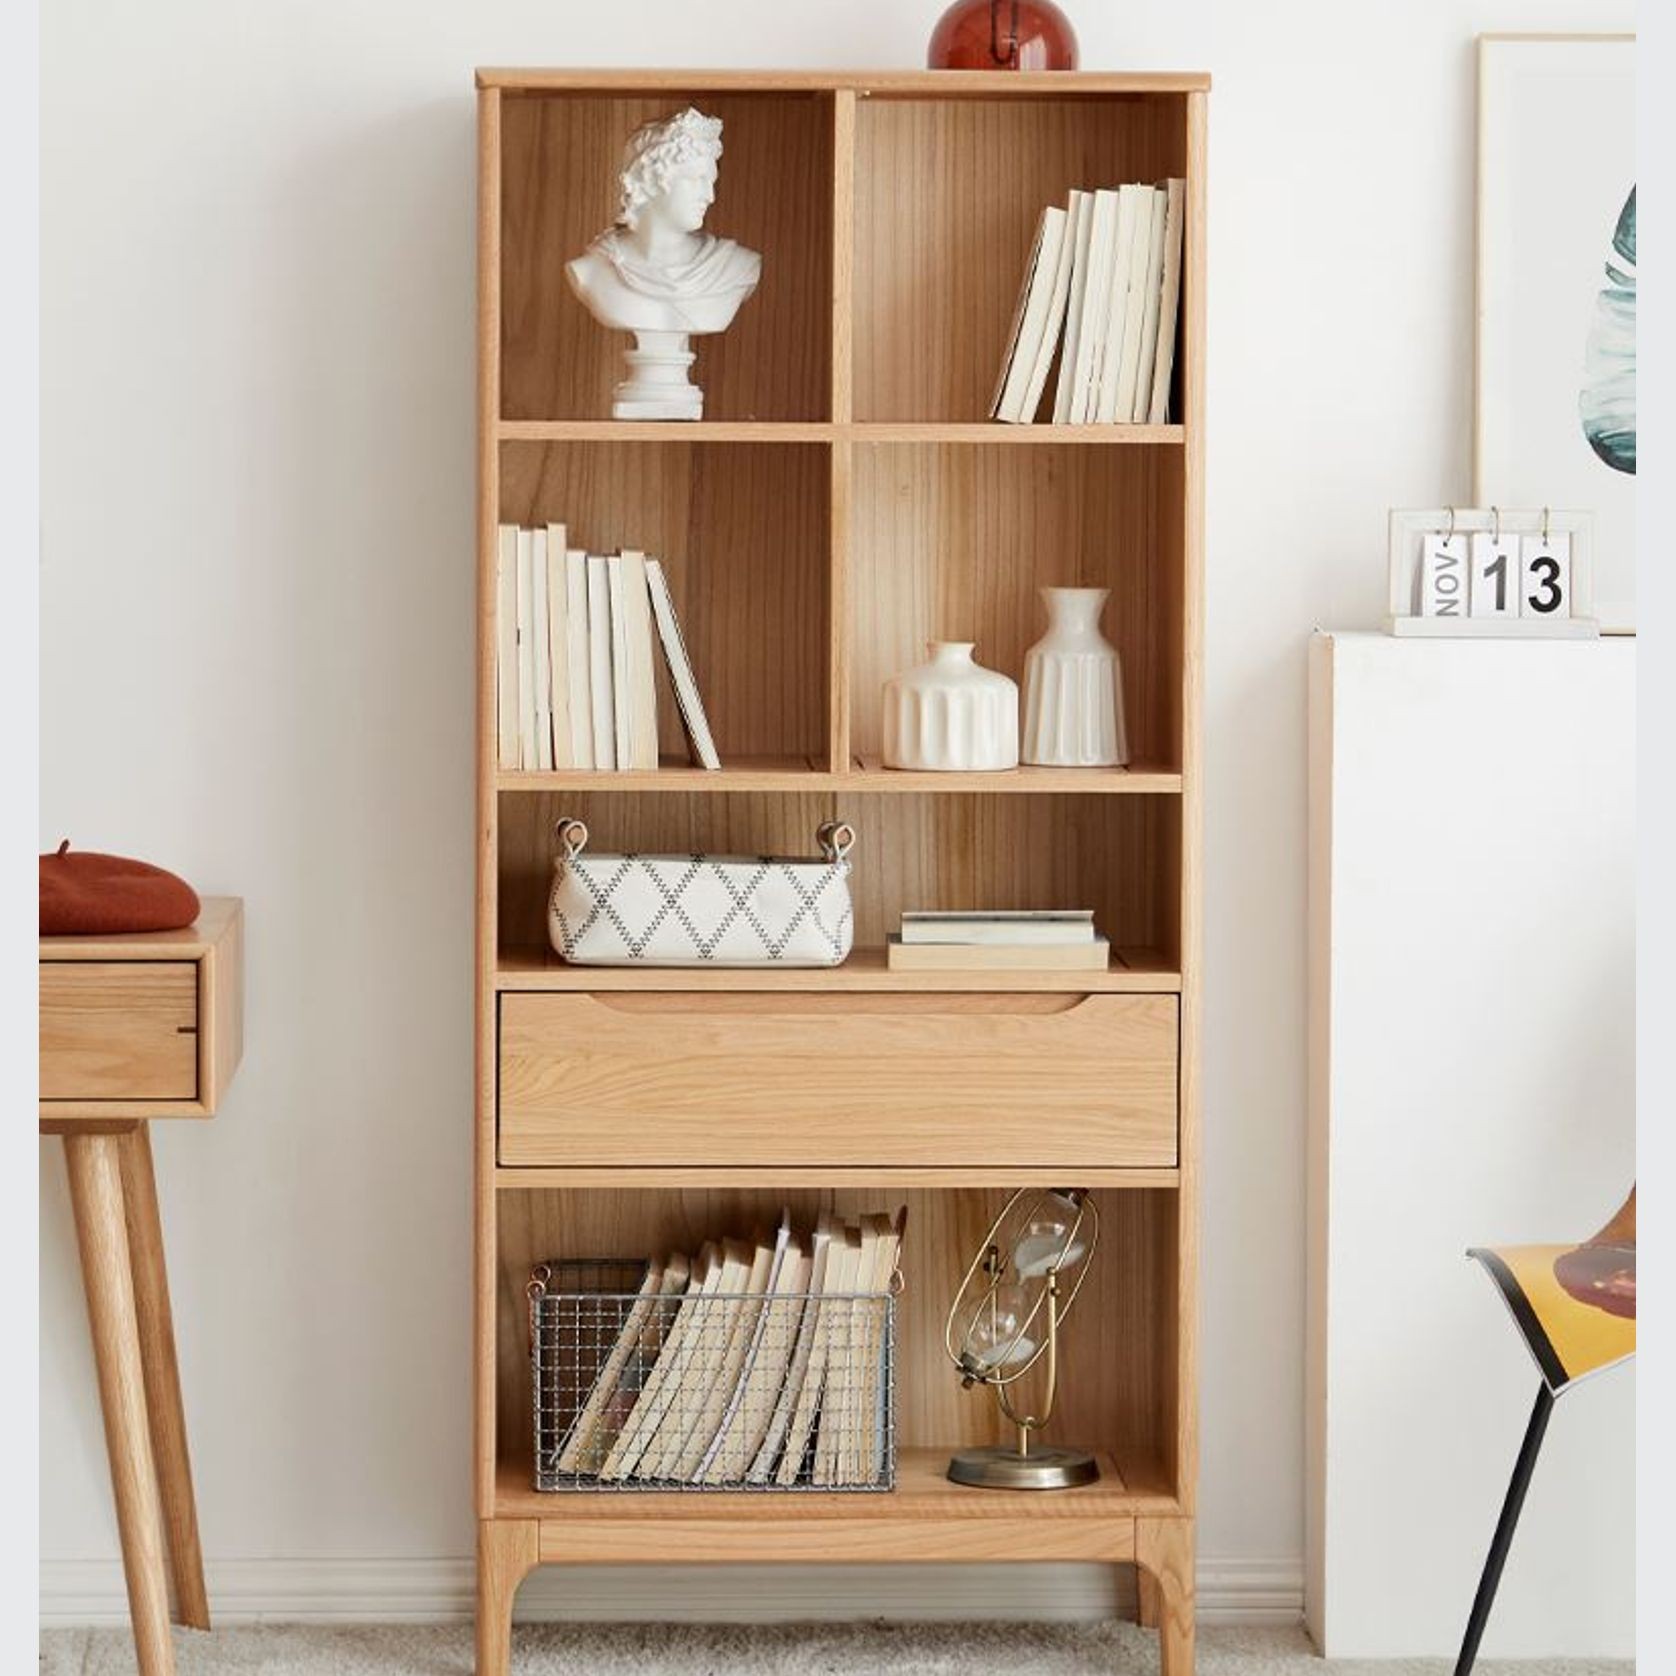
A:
553,818,589,861
818,819,856,862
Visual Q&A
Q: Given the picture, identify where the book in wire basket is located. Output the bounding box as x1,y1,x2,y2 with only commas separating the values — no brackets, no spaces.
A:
529,1247,898,1493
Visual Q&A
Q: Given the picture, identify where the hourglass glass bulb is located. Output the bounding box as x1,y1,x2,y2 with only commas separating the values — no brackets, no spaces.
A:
961,1281,1035,1372
1012,1190,1087,1278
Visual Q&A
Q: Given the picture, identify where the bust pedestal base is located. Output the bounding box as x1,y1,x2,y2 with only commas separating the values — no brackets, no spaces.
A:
613,331,703,422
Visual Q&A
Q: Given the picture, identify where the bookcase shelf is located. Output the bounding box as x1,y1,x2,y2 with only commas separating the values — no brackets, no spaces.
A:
493,1445,1179,1526
496,420,1186,444
495,942,1180,993
495,759,1184,793
494,1165,1183,1190
476,67,1205,1675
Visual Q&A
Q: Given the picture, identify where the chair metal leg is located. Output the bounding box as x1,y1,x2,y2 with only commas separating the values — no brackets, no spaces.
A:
1454,1383,1556,1676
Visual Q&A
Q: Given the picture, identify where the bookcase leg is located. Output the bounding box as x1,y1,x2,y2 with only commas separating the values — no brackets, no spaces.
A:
477,1519,537,1676
1136,1516,1194,1676
1137,1563,1160,1627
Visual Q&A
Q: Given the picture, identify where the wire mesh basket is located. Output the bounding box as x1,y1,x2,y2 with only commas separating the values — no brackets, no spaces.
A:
530,1258,896,1493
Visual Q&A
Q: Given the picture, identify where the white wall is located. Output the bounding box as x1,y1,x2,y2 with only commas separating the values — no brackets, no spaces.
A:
40,0,1636,1632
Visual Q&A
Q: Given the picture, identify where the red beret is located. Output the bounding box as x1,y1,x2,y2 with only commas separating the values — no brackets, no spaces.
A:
40,842,202,936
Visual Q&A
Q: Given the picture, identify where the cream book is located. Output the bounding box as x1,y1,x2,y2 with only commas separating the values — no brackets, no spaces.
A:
851,1210,904,1484
616,549,659,771
633,1240,754,1474
529,527,554,772
1130,188,1169,422
556,1254,689,1475
1092,184,1142,423
585,554,616,771
515,529,538,770
886,934,1110,972
988,208,1043,419
702,1232,810,1484
1110,183,1156,423
1018,190,1086,424
1051,186,1099,424
771,1214,843,1486
495,526,519,771
600,1241,720,1480
689,1217,792,1483
645,559,720,770
992,204,1068,423
662,1237,768,1481
751,1213,834,1484
900,909,1095,946
1147,178,1186,424
812,1225,863,1487
544,524,572,769
564,550,594,770
605,554,633,773
1066,188,1119,424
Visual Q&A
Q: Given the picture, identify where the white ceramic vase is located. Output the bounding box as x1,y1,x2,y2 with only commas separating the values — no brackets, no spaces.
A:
882,641,1019,771
1021,587,1128,767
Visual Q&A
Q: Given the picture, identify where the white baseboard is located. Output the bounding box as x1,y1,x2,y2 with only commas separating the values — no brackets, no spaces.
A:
40,1556,1303,1629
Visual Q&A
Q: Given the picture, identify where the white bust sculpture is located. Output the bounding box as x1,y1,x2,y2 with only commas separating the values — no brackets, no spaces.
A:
567,108,762,421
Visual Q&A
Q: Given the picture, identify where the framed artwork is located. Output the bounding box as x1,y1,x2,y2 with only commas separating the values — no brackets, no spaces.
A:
1476,34,1636,631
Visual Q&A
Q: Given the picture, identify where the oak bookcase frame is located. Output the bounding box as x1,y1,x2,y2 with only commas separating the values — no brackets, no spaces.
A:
475,68,1206,1675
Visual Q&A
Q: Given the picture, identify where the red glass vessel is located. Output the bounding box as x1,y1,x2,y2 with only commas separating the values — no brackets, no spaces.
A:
927,0,1079,70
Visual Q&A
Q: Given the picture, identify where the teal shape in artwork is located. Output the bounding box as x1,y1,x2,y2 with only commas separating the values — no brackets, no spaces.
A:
1580,186,1636,475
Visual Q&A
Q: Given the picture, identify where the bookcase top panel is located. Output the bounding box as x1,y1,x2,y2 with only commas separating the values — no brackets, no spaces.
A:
475,68,1211,95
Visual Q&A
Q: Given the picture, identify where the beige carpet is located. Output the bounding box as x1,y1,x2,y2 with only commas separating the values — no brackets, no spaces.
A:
37,1623,1632,1673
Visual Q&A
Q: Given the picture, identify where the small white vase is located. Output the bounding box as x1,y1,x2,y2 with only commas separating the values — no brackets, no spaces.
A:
882,641,1019,771
1021,587,1128,767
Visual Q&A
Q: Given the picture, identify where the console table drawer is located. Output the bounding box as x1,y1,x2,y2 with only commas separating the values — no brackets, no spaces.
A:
498,992,1178,1168
39,962,199,1102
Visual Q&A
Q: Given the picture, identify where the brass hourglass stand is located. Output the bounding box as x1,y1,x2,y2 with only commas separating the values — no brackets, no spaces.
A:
943,1187,1101,1490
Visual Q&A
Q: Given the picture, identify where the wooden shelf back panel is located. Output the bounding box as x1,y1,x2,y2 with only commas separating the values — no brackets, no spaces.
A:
499,440,831,762
500,92,833,421
850,442,1180,769
495,790,1179,958
853,96,1188,421
492,1185,1176,1474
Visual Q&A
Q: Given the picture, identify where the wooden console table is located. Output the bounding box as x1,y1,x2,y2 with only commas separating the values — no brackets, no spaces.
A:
40,898,244,1676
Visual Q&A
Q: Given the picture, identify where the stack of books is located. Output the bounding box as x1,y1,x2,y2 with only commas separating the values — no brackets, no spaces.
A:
494,523,720,773
886,910,1109,972
989,179,1186,426
547,1208,905,1490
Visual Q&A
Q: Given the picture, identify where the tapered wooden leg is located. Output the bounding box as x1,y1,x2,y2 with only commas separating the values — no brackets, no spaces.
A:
477,1519,538,1676
119,1124,210,1630
1137,1564,1161,1627
64,1134,175,1676
1136,1516,1194,1676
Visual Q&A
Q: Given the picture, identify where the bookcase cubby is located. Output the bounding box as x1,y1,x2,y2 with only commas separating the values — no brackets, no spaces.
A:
500,90,833,421
498,439,833,765
492,1185,1183,1511
853,93,1190,423
476,68,1206,1675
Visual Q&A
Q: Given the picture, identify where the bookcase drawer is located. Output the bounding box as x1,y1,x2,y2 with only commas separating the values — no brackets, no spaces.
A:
497,992,1178,1169
39,961,199,1102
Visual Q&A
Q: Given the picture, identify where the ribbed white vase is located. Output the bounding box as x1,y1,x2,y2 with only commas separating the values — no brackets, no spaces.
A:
1021,587,1128,767
881,641,1019,771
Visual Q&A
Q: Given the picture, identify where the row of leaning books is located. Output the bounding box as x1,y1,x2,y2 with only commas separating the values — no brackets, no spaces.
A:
535,1208,905,1490
991,179,1187,426
495,523,719,774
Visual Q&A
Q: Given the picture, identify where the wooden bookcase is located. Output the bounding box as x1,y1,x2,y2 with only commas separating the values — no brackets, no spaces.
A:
475,68,1206,1675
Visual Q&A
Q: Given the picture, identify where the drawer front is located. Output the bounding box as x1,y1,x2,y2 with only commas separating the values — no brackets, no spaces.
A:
40,962,199,1101
498,992,1178,1168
